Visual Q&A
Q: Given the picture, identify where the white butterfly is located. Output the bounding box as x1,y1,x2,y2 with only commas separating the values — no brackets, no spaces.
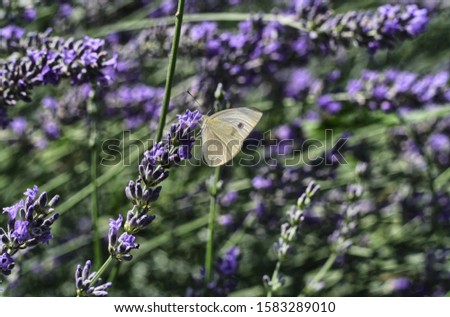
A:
201,107,263,167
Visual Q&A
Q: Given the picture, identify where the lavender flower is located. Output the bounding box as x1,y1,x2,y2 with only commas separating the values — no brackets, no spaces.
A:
288,2,430,54
95,109,202,268
0,29,116,125
317,95,342,114
388,277,411,292
22,8,37,22
75,260,112,297
9,117,27,134
126,3,429,108
137,109,202,187
219,191,238,207
76,109,202,294
108,214,140,261
285,68,322,101
345,69,450,113
0,253,15,276
121,110,203,236
187,247,241,296
0,186,60,275
428,133,450,167
58,4,74,19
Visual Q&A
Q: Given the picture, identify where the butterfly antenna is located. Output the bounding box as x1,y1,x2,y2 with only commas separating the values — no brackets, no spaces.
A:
187,90,214,116
187,90,202,107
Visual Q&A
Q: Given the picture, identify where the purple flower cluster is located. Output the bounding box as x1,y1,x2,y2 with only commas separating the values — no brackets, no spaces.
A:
287,2,429,53
0,27,116,126
2,30,169,146
428,132,450,169
390,0,442,13
108,214,141,261
76,111,202,295
136,109,203,185
135,2,429,106
75,260,112,297
187,247,241,296
285,68,323,101
108,110,202,260
0,186,60,275
283,67,450,116
4,2,430,147
344,69,450,113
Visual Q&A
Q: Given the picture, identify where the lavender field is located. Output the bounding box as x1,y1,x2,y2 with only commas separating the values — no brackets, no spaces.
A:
1,0,450,296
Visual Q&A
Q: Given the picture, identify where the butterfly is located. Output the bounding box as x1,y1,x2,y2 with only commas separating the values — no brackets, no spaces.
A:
201,107,263,167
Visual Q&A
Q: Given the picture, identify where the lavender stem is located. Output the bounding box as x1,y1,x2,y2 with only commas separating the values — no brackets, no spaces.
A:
87,91,102,269
205,166,221,282
156,0,186,142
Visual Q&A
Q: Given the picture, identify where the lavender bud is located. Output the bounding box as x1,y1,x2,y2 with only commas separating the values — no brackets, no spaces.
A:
75,260,112,297
25,208,33,222
135,181,143,199
37,192,47,208
48,195,60,207
263,275,272,288
0,252,15,276
1,235,10,244
137,214,156,228
347,184,364,201
126,210,135,223
148,186,162,202
125,180,136,201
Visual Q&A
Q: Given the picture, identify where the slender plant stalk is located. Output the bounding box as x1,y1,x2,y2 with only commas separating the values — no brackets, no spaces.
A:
90,142,102,268
300,252,338,295
267,261,281,297
87,93,102,270
90,256,114,286
156,0,186,143
205,166,221,282
108,261,121,283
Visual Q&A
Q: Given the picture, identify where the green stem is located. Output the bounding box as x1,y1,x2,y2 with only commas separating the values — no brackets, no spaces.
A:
205,167,221,282
300,252,338,295
156,0,186,143
267,261,282,297
88,93,102,270
92,13,308,37
109,262,122,283
90,256,114,286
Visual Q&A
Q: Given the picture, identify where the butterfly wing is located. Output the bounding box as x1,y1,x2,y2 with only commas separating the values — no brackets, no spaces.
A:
202,122,237,167
202,108,262,167
208,108,263,139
